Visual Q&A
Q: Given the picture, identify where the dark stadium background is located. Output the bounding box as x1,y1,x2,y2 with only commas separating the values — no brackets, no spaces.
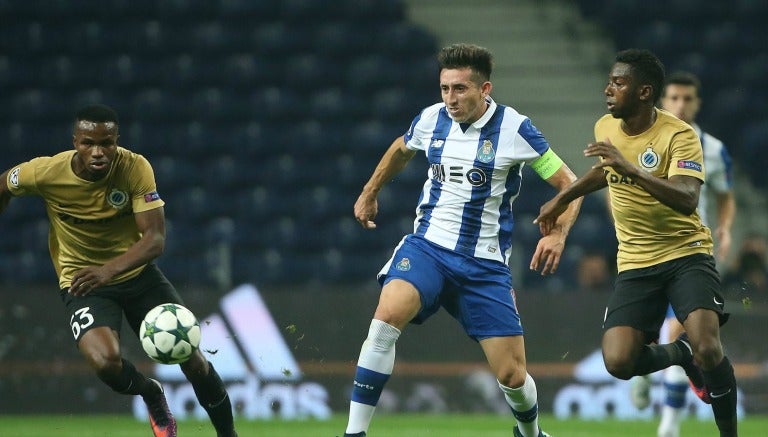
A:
1,0,767,419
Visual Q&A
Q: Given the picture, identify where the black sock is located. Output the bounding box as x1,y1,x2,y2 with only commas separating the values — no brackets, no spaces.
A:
190,363,235,435
633,341,689,376
704,356,738,437
102,359,156,396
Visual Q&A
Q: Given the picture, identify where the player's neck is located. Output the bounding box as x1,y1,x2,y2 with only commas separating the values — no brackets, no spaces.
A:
621,107,657,136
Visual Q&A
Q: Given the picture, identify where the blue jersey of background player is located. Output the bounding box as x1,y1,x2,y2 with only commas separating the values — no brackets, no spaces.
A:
342,43,582,437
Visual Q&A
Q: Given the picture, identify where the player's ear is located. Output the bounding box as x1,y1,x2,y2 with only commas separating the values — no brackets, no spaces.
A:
481,81,492,97
638,84,653,102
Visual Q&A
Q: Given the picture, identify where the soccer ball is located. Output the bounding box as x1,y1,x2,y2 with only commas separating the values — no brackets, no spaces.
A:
139,303,201,364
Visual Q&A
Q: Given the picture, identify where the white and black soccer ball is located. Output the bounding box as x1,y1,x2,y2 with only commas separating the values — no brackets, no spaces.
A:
139,303,201,364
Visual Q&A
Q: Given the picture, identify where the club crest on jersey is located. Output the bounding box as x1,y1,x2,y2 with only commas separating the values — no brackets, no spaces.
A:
476,140,495,163
637,146,659,172
9,167,20,187
430,139,444,149
107,188,129,209
395,257,411,271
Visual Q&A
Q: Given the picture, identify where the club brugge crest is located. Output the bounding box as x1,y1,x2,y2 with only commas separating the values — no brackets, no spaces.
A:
476,140,495,163
395,257,411,271
637,146,659,172
107,188,129,209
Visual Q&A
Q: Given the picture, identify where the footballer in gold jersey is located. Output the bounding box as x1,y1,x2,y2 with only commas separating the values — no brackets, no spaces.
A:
0,105,237,437
534,50,737,436
7,144,164,289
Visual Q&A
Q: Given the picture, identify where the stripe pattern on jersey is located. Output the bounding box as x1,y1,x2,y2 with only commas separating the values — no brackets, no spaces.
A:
404,98,551,263
415,107,452,238
456,105,504,253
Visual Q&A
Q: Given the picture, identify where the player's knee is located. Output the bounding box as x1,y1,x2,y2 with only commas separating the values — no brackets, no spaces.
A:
603,355,634,380
495,363,526,388
692,337,724,369
371,306,414,331
88,351,122,376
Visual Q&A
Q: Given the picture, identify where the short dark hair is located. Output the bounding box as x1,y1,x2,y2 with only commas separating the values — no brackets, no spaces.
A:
437,43,493,83
75,104,119,125
615,49,665,103
664,71,702,96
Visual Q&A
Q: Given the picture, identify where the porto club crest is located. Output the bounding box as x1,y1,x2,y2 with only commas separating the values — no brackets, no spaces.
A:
476,140,495,163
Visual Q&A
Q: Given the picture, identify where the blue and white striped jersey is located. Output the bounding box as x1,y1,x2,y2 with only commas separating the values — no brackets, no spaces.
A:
694,124,733,227
403,97,551,263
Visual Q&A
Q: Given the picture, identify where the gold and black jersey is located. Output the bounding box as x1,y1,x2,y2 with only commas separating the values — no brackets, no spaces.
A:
6,147,165,288
595,108,713,272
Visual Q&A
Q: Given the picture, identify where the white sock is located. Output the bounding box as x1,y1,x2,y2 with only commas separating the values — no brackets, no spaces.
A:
664,364,689,387
345,319,400,434
658,405,682,437
658,365,687,437
499,373,539,437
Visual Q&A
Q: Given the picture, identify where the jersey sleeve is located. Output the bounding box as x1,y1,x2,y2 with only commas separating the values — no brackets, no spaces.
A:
6,158,47,196
668,128,705,182
404,104,443,152
513,118,552,163
130,155,165,213
517,118,550,154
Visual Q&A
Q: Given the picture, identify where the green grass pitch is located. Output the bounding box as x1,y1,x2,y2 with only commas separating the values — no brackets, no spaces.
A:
0,413,763,436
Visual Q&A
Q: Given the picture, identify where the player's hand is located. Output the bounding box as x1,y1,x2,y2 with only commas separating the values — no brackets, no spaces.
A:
354,191,378,229
530,232,565,275
585,138,634,176
534,198,568,236
69,266,112,296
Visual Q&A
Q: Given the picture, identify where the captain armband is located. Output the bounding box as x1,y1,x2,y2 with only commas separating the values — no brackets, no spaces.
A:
530,149,564,179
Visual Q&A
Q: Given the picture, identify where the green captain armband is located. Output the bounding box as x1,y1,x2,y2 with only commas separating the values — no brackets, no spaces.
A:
530,149,564,179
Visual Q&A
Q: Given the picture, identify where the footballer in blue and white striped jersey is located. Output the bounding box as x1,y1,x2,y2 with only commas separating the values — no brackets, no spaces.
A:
345,44,579,437
403,96,553,264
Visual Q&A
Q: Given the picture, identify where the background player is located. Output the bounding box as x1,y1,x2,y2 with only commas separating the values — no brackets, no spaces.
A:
0,104,237,437
535,49,738,437
630,71,737,437
342,43,582,437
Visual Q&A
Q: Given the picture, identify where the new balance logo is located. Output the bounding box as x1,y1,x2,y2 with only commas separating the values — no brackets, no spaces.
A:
132,284,331,420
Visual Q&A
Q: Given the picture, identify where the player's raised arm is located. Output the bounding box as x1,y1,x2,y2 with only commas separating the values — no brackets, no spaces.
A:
354,135,417,229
